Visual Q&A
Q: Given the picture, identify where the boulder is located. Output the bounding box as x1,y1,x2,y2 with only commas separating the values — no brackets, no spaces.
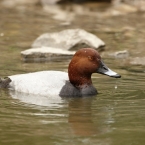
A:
21,29,105,62
32,29,105,50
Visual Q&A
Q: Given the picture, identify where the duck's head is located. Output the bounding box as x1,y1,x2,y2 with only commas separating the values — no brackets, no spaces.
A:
68,48,121,87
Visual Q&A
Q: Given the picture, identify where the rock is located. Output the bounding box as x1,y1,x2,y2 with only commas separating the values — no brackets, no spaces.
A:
107,4,137,16
130,57,145,66
21,47,75,62
120,0,145,11
114,50,129,58
32,29,105,50
0,33,4,37
104,50,129,59
134,0,145,11
1,0,39,7
42,4,75,21
21,29,105,62
41,0,61,5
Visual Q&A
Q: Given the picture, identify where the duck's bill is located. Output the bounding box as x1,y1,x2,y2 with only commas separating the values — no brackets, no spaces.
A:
96,60,121,78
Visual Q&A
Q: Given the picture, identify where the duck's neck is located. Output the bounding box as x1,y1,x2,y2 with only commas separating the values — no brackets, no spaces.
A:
68,71,97,95
68,70,92,89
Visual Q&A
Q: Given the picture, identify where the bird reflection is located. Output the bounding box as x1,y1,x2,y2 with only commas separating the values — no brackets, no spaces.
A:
9,90,113,139
68,97,98,136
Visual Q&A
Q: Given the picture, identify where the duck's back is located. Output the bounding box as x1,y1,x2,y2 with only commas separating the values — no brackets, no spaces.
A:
9,71,68,96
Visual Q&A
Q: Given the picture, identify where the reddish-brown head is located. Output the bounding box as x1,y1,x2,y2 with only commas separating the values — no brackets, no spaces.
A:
68,48,121,88
68,48,101,87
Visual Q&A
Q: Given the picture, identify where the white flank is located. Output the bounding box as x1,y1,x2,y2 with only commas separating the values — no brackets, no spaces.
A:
9,71,68,96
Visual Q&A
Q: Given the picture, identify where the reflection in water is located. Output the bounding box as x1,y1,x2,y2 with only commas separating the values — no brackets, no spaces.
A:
2,72,145,145
9,90,65,107
68,97,97,136
9,89,113,140
1,1,145,144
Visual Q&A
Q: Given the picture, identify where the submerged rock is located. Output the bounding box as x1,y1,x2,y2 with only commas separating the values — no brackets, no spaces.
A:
32,29,105,50
103,50,129,59
130,57,145,66
114,50,129,58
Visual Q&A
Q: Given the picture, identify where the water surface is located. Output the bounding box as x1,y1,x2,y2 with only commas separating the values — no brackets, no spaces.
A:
0,2,145,145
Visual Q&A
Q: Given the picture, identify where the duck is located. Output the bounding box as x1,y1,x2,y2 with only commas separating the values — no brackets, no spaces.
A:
0,48,121,97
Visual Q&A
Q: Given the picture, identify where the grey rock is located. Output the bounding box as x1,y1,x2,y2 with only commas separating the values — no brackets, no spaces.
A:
114,50,129,58
130,57,145,66
21,29,105,62
32,29,105,50
1,0,39,7
41,0,61,5
106,50,129,59
21,47,75,62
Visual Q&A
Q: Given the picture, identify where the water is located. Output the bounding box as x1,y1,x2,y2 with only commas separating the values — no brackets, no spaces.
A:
0,2,145,145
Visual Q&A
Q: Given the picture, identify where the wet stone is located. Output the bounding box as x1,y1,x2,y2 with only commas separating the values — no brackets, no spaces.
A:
32,29,105,50
114,50,129,58
129,57,145,66
21,29,105,62
21,47,75,62
104,50,129,59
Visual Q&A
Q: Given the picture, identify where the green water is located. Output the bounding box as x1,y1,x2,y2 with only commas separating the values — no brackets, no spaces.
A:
0,2,145,145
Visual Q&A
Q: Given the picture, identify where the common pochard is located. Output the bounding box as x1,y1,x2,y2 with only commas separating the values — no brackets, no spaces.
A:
0,48,121,97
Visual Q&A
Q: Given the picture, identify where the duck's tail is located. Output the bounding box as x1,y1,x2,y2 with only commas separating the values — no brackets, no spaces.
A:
0,77,11,88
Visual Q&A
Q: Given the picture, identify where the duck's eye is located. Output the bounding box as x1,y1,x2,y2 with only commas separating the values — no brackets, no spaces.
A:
88,56,93,61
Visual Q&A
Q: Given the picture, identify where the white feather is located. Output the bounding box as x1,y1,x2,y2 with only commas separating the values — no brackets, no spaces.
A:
9,71,68,96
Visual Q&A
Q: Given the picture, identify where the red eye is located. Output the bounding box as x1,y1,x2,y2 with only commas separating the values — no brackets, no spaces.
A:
88,56,93,61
